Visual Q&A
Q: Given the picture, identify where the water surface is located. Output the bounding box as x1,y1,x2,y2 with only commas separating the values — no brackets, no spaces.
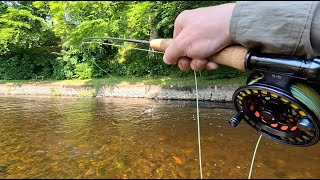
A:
0,96,319,179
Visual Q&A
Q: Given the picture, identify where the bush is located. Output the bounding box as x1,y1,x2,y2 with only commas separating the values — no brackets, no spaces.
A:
74,62,93,79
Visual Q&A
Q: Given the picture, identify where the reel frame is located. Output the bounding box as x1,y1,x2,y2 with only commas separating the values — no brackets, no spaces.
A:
229,51,320,147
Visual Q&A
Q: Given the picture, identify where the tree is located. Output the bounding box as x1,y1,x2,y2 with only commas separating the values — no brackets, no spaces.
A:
0,6,50,55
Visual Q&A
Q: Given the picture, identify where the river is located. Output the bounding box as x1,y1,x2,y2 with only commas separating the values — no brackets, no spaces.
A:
0,96,319,179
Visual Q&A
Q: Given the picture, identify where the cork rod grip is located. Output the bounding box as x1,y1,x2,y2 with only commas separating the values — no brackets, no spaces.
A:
150,38,248,71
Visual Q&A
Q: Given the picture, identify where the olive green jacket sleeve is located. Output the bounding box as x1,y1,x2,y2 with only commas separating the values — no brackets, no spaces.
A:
230,1,320,59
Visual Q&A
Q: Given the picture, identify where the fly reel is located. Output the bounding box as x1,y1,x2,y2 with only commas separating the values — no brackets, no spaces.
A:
229,51,320,147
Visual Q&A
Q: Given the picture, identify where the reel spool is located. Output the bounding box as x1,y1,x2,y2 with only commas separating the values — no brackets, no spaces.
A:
229,52,320,147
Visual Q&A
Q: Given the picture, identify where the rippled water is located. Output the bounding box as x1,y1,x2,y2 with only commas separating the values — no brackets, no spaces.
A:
0,96,319,179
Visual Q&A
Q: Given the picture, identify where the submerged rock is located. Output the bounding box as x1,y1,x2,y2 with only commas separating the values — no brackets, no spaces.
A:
0,165,7,173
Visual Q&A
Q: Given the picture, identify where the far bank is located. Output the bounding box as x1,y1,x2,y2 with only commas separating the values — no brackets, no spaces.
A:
0,76,247,102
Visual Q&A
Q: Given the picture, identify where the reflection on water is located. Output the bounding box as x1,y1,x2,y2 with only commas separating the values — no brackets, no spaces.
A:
0,96,319,179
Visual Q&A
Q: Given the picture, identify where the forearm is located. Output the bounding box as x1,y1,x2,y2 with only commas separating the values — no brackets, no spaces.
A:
230,1,320,59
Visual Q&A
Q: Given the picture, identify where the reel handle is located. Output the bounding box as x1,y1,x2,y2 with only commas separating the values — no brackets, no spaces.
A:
150,38,248,71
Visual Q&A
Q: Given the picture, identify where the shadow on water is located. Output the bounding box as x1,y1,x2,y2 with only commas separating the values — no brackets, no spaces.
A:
0,96,319,179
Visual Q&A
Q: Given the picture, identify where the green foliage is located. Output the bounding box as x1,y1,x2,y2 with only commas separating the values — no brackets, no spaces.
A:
0,1,244,81
0,55,32,80
0,6,50,55
68,19,109,49
52,49,79,80
74,62,93,80
125,2,153,39
0,2,8,14
201,65,248,79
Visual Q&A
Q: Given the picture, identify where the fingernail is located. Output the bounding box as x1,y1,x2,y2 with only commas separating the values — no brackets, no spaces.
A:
163,55,169,64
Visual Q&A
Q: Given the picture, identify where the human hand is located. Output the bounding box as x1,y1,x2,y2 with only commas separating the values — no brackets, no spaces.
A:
163,3,236,72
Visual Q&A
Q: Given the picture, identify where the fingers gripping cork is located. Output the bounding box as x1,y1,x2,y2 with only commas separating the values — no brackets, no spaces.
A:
150,38,248,71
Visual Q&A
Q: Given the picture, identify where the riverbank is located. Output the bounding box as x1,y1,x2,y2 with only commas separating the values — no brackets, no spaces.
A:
0,76,247,102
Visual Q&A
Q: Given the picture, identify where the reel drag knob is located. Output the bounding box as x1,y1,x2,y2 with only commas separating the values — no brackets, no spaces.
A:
229,111,244,127
297,119,314,132
260,110,277,123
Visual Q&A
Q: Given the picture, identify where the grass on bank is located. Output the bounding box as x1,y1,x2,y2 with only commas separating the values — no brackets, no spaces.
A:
0,74,248,90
